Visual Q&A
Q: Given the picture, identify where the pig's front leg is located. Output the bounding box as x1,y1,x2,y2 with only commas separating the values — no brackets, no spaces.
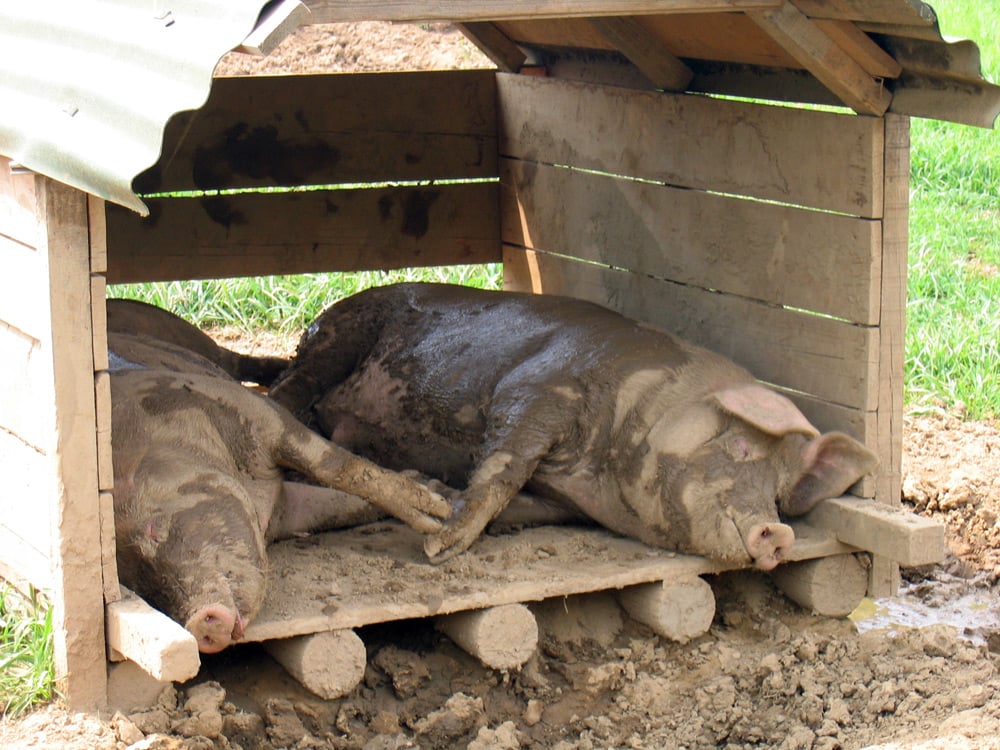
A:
423,451,540,563
424,383,576,563
269,405,452,534
423,414,560,563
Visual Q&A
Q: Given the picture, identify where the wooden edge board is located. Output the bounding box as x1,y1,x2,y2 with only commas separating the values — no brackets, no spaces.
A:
748,3,891,115
813,19,902,79
90,276,108,372
805,496,943,567
302,0,784,24
105,588,200,683
98,492,120,604
87,196,107,275
94,371,113,491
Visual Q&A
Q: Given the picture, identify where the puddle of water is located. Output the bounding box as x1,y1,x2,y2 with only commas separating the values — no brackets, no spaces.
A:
849,574,1000,643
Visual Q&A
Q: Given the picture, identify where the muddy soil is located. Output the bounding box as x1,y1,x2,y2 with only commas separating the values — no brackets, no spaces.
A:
4,21,1000,750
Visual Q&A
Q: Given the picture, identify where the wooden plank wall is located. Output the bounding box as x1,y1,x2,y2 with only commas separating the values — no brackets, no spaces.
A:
496,73,906,511
0,157,108,708
0,158,56,594
105,70,502,283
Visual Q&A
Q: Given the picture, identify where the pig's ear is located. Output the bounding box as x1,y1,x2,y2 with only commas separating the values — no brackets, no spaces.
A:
780,432,879,516
713,384,819,438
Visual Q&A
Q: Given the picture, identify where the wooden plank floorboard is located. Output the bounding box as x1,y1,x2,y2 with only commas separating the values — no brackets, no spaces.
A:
245,521,851,643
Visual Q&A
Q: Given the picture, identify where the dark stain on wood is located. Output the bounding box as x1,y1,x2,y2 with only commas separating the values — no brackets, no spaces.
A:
192,123,339,189
199,196,246,229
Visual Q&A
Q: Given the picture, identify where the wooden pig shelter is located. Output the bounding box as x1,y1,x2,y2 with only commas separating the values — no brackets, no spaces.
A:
0,0,997,710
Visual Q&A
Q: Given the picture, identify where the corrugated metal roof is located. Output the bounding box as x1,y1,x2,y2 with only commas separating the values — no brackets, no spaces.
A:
0,1,269,215
0,1,996,216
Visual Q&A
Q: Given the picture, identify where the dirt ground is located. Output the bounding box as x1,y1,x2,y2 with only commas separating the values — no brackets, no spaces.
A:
4,21,1000,750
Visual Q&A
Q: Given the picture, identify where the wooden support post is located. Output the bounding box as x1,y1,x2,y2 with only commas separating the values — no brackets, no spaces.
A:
265,629,367,700
436,604,539,670
864,113,910,598
42,177,108,709
617,577,715,643
772,554,868,617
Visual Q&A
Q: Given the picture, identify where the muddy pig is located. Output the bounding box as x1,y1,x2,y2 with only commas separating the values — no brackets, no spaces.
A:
108,327,450,653
269,283,878,567
107,298,288,385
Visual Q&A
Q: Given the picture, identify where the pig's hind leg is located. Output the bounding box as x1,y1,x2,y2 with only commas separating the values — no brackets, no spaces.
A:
267,404,452,534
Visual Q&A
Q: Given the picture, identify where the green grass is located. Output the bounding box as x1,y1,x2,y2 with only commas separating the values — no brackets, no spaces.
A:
0,584,57,718
112,264,503,335
905,0,1000,418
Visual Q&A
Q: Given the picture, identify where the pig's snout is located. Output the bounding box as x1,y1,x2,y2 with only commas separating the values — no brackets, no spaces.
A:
745,522,795,571
186,605,245,654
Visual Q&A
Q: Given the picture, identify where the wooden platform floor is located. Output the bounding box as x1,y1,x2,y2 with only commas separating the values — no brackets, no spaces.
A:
244,520,853,643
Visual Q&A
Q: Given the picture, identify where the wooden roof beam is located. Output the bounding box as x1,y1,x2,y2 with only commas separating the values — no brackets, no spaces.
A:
303,1,783,25
814,19,902,79
236,0,311,57
589,17,694,91
748,2,892,116
458,22,527,72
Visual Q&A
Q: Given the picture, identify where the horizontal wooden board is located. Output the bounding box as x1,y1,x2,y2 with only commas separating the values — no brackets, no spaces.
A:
0,234,52,342
106,182,501,283
245,519,849,643
0,429,55,595
303,0,784,24
497,72,884,217
0,158,39,250
503,246,878,411
0,323,54,452
500,158,881,324
137,70,498,194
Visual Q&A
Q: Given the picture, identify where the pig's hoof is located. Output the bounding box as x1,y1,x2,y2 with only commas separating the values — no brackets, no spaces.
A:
424,531,474,564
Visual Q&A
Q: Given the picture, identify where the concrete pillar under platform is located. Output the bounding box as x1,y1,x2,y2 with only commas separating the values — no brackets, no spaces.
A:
617,577,716,643
265,629,367,700
771,553,869,617
436,603,539,670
